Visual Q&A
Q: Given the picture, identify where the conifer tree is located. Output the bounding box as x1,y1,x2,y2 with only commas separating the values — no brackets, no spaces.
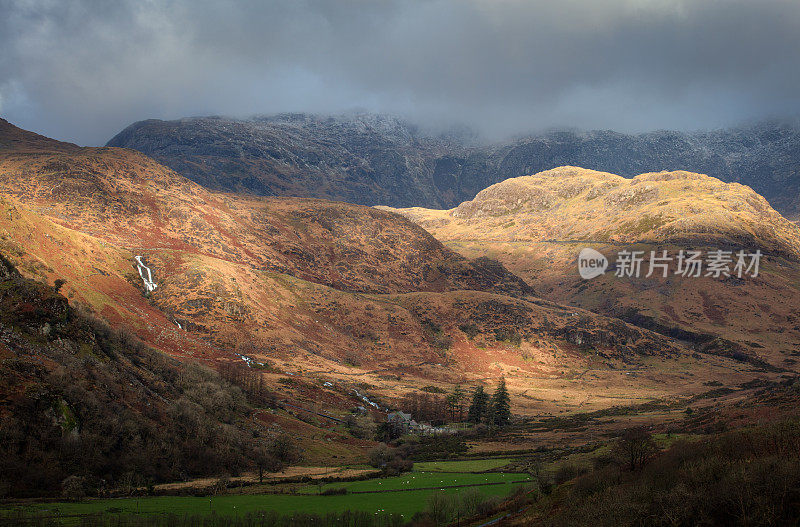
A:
467,385,488,423
453,384,465,421
446,384,466,421
489,377,511,427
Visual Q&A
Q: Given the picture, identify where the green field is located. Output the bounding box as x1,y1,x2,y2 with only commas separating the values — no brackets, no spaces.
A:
4,468,531,522
413,458,513,473
308,469,523,494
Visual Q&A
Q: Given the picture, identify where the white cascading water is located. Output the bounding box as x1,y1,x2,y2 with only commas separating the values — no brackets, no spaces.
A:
134,255,158,292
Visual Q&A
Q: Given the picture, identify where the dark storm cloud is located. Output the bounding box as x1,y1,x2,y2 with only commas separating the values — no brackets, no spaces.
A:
2,0,800,145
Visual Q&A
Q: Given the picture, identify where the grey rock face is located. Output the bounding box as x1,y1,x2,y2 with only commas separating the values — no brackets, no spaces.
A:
107,115,800,217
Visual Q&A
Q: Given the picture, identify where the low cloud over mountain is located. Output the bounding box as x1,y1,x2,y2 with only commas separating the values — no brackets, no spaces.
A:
3,0,800,145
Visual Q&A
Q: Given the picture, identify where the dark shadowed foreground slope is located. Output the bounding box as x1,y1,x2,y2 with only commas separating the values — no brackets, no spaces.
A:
0,255,272,497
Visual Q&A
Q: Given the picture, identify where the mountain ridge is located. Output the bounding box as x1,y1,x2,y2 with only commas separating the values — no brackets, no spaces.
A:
107,114,800,218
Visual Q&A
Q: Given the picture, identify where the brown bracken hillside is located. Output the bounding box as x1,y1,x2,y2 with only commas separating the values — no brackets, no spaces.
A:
1,120,713,422
382,166,800,370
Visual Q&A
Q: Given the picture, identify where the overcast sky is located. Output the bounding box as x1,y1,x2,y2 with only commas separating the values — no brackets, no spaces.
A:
2,0,800,145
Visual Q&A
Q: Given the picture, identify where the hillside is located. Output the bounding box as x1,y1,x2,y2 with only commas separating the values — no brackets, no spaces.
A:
0,254,277,497
0,119,530,297
382,167,800,256
383,167,800,369
0,119,735,424
0,117,80,153
107,115,800,218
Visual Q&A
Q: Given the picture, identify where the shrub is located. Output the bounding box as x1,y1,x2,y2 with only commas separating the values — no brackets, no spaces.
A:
426,491,456,525
61,475,86,500
613,427,657,471
459,323,480,340
212,477,230,495
368,444,392,469
369,445,413,475
494,328,522,346
422,488,501,525
320,487,347,496
384,456,413,476
344,414,376,439
553,463,588,485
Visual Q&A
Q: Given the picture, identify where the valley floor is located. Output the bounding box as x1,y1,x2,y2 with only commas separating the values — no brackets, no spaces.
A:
1,461,530,524
4,377,798,526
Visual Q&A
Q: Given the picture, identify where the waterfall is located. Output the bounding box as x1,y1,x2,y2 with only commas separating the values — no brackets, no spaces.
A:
134,255,158,292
